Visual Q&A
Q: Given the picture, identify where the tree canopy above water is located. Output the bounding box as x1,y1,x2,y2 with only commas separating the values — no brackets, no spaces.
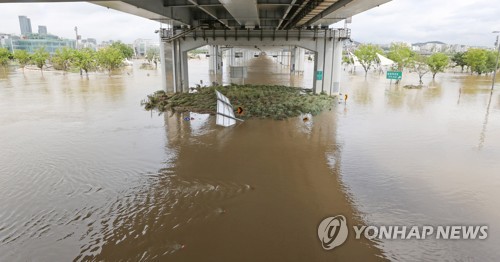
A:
354,44,383,77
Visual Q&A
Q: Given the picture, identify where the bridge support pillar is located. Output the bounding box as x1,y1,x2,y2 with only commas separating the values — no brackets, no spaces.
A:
290,46,296,73
208,45,215,74
295,47,305,74
216,45,223,76
159,30,189,93
332,36,343,95
159,38,175,93
229,47,235,66
313,35,343,95
209,45,221,75
290,46,305,74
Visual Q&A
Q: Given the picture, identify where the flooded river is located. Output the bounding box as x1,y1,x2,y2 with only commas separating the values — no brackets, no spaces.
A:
0,57,499,261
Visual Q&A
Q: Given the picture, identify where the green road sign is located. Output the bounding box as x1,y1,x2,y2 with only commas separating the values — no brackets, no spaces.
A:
316,71,323,80
387,71,402,80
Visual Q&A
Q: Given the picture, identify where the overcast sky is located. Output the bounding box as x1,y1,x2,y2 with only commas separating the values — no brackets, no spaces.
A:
0,0,499,47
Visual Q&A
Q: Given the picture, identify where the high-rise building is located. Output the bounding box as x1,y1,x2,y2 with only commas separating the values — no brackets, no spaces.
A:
38,25,47,35
18,16,32,35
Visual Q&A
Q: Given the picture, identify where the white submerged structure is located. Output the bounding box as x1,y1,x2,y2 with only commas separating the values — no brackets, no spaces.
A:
215,90,242,127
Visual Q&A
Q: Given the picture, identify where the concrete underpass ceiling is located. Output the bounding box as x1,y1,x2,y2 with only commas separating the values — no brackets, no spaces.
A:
88,0,392,30
0,0,391,30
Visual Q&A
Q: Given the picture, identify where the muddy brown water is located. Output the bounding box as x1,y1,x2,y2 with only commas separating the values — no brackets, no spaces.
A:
1,57,499,261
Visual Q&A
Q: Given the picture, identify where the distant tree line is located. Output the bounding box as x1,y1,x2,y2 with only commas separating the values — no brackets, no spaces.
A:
346,42,499,84
0,42,134,77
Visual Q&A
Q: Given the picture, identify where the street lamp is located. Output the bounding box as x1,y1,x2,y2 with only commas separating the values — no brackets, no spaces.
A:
492,31,500,90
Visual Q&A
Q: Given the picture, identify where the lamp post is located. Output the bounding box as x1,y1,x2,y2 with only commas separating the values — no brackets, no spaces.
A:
492,31,500,90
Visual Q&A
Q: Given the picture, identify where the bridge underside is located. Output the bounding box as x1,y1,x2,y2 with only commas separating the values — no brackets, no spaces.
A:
0,0,390,30
87,0,390,30
0,0,391,95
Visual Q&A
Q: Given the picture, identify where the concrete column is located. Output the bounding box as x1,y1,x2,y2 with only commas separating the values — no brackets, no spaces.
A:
229,48,235,66
323,39,335,96
290,46,296,74
215,45,222,76
285,50,291,66
314,35,326,94
331,36,343,95
181,50,189,92
313,33,335,95
159,36,175,93
172,40,182,93
295,47,305,74
208,45,215,74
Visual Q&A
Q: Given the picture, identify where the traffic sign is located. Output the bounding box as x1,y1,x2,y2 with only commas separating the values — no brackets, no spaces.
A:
316,71,323,80
386,71,402,80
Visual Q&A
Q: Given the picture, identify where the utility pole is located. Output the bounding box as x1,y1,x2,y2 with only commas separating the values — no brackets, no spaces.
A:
492,31,500,90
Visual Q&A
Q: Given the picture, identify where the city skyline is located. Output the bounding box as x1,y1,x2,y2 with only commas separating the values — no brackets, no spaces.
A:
0,0,498,47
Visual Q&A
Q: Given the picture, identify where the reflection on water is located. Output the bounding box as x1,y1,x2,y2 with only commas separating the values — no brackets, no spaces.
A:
0,58,499,261
478,91,494,150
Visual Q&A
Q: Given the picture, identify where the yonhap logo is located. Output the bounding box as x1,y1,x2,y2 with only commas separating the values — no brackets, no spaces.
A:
317,215,349,250
318,215,488,250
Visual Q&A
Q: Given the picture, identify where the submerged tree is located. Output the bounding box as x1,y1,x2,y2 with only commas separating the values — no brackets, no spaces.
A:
342,51,353,66
51,47,74,73
0,48,11,68
13,49,31,72
426,52,449,79
96,46,124,76
146,47,160,68
412,55,430,85
387,42,415,71
485,50,499,74
32,46,50,75
464,48,488,75
73,48,97,77
354,44,383,77
451,52,467,72
110,42,134,59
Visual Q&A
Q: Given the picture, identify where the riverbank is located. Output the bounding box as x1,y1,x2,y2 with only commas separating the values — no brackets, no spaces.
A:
141,85,336,120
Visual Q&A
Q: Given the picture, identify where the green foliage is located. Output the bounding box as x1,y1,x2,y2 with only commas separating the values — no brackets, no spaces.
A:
387,42,415,71
412,54,430,85
142,85,335,120
73,48,97,76
32,47,50,73
51,47,74,72
354,44,383,76
97,46,124,75
110,42,134,59
485,50,499,73
0,47,11,67
13,50,31,70
426,53,449,79
146,47,160,66
342,53,353,65
464,48,488,75
451,52,467,72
